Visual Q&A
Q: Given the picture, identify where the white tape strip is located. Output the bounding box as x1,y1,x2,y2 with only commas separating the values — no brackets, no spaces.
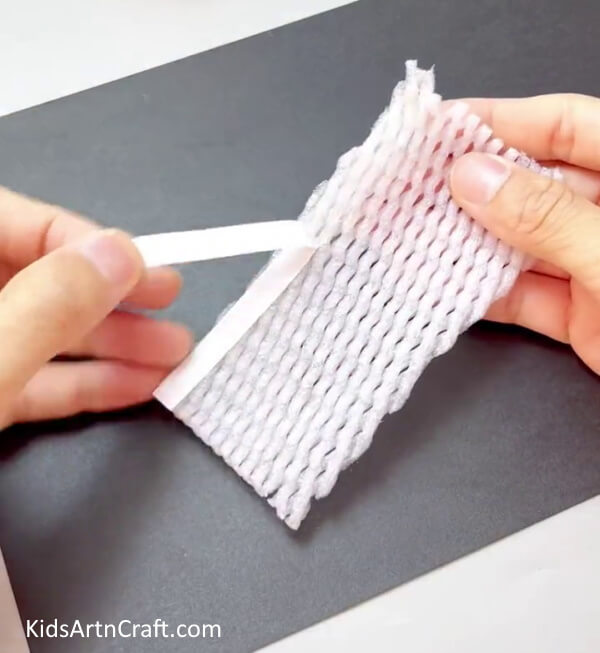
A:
136,221,318,410
155,247,315,409
133,221,317,267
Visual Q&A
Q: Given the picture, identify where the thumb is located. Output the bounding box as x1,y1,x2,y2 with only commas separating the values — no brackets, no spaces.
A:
0,229,143,404
450,152,600,293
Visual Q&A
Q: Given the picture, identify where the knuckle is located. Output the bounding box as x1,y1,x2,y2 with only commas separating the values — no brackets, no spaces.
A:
35,210,60,260
511,177,576,241
548,94,579,161
40,274,91,336
53,279,82,318
34,202,92,258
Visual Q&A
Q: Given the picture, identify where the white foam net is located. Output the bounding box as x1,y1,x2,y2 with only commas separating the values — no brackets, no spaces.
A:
171,62,551,528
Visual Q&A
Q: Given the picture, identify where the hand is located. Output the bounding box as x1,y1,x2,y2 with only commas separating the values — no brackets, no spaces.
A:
0,187,192,428
450,94,600,373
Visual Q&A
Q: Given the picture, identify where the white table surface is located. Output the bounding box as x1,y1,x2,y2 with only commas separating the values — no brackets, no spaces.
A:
260,497,600,653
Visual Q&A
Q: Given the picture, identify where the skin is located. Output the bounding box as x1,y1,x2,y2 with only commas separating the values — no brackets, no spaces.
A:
449,94,600,374
0,188,192,428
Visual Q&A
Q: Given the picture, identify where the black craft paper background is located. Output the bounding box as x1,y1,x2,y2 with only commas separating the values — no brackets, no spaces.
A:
0,1,599,651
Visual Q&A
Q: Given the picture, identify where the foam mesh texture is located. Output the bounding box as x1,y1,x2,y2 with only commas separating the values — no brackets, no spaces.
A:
174,62,551,528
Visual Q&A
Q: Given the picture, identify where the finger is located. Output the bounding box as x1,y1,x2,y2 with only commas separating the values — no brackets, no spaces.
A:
0,186,93,266
531,163,600,278
552,163,600,204
67,311,193,367
450,95,600,170
6,361,167,426
124,266,183,310
0,186,181,309
530,259,569,279
0,229,143,406
484,271,570,343
450,152,600,295
568,281,600,374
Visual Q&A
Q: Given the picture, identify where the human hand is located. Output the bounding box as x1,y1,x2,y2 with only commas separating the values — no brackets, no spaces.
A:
450,94,600,373
0,187,192,428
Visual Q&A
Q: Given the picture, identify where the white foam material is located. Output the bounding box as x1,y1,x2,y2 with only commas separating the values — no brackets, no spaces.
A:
166,62,554,528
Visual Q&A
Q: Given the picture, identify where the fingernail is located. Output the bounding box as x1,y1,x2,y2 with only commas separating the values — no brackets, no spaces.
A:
75,229,142,286
451,153,511,205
